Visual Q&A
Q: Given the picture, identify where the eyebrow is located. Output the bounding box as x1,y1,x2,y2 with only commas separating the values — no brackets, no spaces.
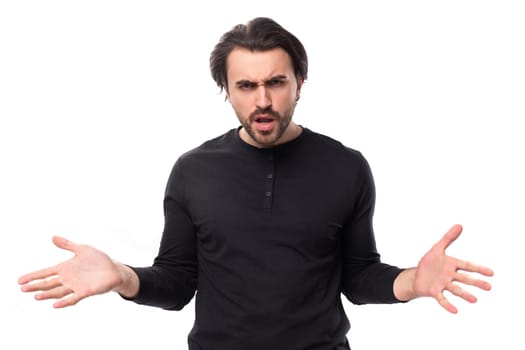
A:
234,75,289,87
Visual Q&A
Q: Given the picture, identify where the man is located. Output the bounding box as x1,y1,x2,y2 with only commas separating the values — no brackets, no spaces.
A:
18,17,493,350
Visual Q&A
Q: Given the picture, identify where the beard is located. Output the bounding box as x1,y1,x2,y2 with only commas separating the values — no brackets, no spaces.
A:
238,105,296,148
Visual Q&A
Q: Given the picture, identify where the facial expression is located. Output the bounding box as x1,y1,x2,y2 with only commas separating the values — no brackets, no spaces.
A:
225,47,303,148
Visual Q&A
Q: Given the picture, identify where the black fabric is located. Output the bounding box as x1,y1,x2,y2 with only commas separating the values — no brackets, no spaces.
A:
130,127,404,350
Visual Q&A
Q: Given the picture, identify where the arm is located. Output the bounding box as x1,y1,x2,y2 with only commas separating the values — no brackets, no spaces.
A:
19,158,198,310
342,155,405,304
18,236,139,308
126,158,198,310
393,224,494,313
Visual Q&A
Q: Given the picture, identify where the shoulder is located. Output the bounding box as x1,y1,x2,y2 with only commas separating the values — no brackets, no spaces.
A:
164,129,237,189
177,128,237,163
302,127,366,163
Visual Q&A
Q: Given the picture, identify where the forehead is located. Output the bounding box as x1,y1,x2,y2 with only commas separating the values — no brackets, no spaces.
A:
226,47,294,82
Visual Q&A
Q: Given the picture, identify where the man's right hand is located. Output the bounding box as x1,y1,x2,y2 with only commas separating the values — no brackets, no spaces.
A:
18,236,139,308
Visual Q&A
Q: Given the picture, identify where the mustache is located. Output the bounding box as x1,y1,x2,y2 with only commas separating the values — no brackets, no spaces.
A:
249,108,280,120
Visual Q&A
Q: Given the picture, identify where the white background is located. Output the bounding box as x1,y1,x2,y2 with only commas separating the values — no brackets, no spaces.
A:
1,1,523,349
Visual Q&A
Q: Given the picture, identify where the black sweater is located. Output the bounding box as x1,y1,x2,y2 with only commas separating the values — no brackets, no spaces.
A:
131,127,404,350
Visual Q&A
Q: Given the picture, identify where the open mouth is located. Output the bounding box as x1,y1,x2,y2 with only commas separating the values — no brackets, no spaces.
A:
254,115,276,131
255,117,275,123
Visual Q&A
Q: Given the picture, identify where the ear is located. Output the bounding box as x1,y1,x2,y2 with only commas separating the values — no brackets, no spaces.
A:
296,77,305,99
223,83,231,102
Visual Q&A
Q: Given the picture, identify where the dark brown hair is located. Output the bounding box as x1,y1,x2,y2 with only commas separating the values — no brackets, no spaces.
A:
209,17,308,92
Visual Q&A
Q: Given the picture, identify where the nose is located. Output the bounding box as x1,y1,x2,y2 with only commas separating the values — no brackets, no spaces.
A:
255,86,271,110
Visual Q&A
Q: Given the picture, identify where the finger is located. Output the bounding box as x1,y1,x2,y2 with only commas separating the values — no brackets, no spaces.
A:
52,236,79,254
20,276,62,293
433,224,463,252
18,265,59,285
53,293,84,308
18,236,77,285
436,291,458,314
35,286,73,301
446,282,477,303
454,272,492,291
457,260,495,277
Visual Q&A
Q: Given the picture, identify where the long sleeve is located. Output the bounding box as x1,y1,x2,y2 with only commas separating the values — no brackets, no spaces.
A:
341,155,404,304
130,158,198,310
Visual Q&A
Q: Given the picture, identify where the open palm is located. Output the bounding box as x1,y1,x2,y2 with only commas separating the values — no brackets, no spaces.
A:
413,224,493,313
18,236,122,308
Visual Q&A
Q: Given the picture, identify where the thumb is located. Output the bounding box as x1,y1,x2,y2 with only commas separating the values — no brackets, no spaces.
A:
52,235,78,254
435,224,463,252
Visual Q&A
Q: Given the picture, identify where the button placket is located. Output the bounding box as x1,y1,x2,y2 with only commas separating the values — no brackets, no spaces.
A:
263,152,275,208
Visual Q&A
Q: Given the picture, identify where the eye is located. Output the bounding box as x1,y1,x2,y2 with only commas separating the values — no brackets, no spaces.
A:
266,79,286,87
237,81,257,90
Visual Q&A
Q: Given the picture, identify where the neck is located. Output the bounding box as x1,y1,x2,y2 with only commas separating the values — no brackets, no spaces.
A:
240,122,303,148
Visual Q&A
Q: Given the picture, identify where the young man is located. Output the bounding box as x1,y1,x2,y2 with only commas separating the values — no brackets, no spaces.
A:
18,17,493,350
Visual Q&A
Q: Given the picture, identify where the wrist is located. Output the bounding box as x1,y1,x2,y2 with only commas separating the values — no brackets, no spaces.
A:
113,262,140,299
393,268,417,302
